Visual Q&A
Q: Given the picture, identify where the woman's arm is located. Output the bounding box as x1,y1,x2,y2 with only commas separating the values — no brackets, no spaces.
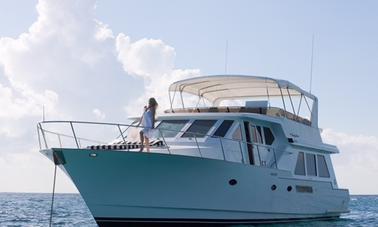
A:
136,106,147,127
151,108,156,128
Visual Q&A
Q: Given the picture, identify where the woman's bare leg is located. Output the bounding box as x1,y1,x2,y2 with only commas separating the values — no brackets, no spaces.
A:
139,131,144,152
145,137,150,152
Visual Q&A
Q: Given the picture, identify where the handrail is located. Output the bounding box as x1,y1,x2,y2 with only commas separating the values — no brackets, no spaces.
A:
39,120,256,146
38,126,106,144
37,120,280,168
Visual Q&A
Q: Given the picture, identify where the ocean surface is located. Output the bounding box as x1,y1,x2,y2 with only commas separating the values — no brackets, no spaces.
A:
0,193,376,226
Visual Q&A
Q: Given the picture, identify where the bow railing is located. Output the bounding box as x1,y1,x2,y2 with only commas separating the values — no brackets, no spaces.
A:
37,120,278,168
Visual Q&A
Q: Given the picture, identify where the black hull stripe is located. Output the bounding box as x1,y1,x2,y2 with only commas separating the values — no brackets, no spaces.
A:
95,216,340,226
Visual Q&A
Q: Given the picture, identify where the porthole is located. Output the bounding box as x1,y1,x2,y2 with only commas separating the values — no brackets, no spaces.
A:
287,186,292,192
271,185,277,191
89,153,97,157
229,179,237,186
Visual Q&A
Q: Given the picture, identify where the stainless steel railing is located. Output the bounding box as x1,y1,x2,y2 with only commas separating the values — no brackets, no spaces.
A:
37,120,278,168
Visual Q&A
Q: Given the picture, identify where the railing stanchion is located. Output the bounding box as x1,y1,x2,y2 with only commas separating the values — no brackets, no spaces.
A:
39,123,49,149
158,129,170,154
37,126,42,150
273,148,278,168
219,137,226,160
194,135,202,157
256,144,262,166
70,122,80,148
117,124,126,143
238,141,244,163
58,134,62,148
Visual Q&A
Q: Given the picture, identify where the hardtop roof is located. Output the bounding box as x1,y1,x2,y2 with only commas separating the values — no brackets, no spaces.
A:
169,75,316,104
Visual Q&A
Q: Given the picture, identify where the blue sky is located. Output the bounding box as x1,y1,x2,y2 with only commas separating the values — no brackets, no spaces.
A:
1,0,377,136
99,0,378,136
0,0,377,194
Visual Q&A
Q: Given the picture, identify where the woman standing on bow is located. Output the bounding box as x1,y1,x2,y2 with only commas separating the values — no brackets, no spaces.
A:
139,97,158,152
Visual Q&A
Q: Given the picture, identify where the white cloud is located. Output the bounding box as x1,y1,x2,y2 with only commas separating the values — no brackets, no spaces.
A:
92,108,106,120
0,0,199,192
322,129,378,194
116,34,200,115
0,83,58,120
116,34,176,78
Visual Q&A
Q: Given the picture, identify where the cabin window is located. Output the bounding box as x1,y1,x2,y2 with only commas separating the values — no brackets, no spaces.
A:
317,155,330,178
213,120,234,137
306,153,317,176
157,120,189,138
250,125,263,144
294,152,305,175
232,125,242,141
263,127,275,145
182,120,217,138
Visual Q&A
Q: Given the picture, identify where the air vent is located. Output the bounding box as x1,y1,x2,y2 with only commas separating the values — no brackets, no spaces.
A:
296,185,313,193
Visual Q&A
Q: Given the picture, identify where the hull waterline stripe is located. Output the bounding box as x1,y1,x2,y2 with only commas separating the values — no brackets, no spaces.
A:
95,216,340,226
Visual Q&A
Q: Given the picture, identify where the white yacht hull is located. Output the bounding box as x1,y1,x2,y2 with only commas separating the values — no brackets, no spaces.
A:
41,148,349,226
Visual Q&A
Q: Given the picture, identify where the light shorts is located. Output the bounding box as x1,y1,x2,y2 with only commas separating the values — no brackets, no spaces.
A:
141,128,153,139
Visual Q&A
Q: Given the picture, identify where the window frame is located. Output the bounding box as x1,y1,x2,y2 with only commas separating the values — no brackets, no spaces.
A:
181,119,217,138
250,124,263,144
294,151,306,176
305,153,317,177
156,120,190,138
213,120,234,138
231,123,242,141
263,126,275,146
317,155,330,178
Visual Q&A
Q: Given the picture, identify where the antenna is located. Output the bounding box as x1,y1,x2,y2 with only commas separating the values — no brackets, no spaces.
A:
42,105,45,121
309,34,315,93
224,40,228,74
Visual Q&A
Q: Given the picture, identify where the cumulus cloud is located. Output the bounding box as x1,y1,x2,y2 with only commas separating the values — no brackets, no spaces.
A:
0,0,199,192
0,83,58,120
116,34,176,78
322,129,378,194
92,108,106,120
116,34,200,115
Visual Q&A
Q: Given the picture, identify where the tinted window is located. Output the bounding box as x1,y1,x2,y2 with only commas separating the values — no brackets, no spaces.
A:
317,155,330,178
182,120,217,138
294,152,305,175
213,120,234,137
263,127,275,145
157,120,188,138
232,125,242,141
251,125,263,144
306,153,317,176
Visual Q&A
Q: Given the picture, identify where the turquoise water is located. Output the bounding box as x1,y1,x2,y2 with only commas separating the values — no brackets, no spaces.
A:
0,193,376,226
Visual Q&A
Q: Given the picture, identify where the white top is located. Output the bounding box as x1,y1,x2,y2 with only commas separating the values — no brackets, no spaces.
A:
169,75,316,105
141,110,153,129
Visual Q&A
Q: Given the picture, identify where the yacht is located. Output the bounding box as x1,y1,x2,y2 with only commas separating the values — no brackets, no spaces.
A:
38,75,350,226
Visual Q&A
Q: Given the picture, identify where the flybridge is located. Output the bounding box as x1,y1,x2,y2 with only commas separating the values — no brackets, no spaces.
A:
168,75,318,127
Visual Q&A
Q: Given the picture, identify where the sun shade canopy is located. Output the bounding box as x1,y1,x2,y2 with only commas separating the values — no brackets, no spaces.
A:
169,75,316,105
168,75,319,127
